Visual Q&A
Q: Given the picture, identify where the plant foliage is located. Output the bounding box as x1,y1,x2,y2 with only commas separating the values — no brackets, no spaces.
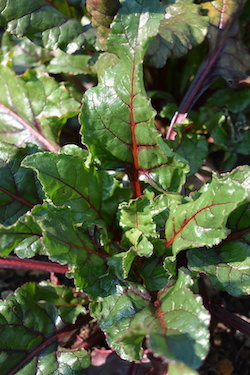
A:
0,0,249,374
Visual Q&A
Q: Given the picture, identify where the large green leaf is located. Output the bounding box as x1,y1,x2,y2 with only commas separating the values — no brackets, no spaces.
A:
0,282,90,375
0,66,80,150
80,0,188,195
0,142,44,226
23,151,128,228
91,270,210,369
0,0,86,52
146,0,209,68
165,167,249,254
31,204,107,293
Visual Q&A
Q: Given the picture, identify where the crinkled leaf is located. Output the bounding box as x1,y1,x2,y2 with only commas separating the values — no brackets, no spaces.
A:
0,66,80,150
0,0,86,52
120,194,157,236
80,0,188,193
188,188,250,297
165,168,248,254
90,284,151,361
0,212,44,257
0,141,44,226
0,282,90,375
147,270,210,369
107,248,136,279
91,271,210,368
119,193,176,257
86,0,120,50
23,151,128,227
32,204,107,293
146,0,209,68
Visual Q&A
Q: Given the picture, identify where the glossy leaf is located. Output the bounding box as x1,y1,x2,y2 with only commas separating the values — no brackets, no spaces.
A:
80,0,188,196
0,142,44,226
0,66,80,150
23,151,128,227
147,270,210,369
0,212,43,257
0,282,90,375
91,271,210,369
188,197,250,297
0,0,86,52
146,0,209,68
90,284,151,362
165,168,249,254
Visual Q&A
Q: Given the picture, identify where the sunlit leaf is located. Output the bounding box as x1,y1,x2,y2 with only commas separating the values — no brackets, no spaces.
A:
80,0,188,195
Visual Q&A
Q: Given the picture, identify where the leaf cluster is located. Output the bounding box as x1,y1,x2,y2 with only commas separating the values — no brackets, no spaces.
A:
0,1,249,374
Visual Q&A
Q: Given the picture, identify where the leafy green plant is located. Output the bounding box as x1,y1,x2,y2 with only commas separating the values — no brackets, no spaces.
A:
0,0,249,374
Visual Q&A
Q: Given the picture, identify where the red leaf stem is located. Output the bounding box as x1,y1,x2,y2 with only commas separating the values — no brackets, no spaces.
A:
0,256,68,274
0,186,35,208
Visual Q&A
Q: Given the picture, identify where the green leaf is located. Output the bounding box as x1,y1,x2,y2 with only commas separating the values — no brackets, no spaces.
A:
80,0,188,193
119,193,177,257
23,152,127,227
188,192,250,297
90,284,151,361
46,49,92,75
0,66,80,150
92,271,210,368
107,248,136,279
175,134,208,176
146,0,209,68
0,212,43,257
0,0,86,52
147,270,210,369
0,282,90,375
0,141,44,226
139,256,171,291
165,168,249,254
32,204,107,293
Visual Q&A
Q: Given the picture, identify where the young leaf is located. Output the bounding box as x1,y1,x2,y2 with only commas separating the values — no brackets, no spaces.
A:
146,0,209,68
165,168,248,254
0,66,80,150
23,151,128,227
0,282,90,375
0,0,86,52
0,141,44,226
80,0,188,196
